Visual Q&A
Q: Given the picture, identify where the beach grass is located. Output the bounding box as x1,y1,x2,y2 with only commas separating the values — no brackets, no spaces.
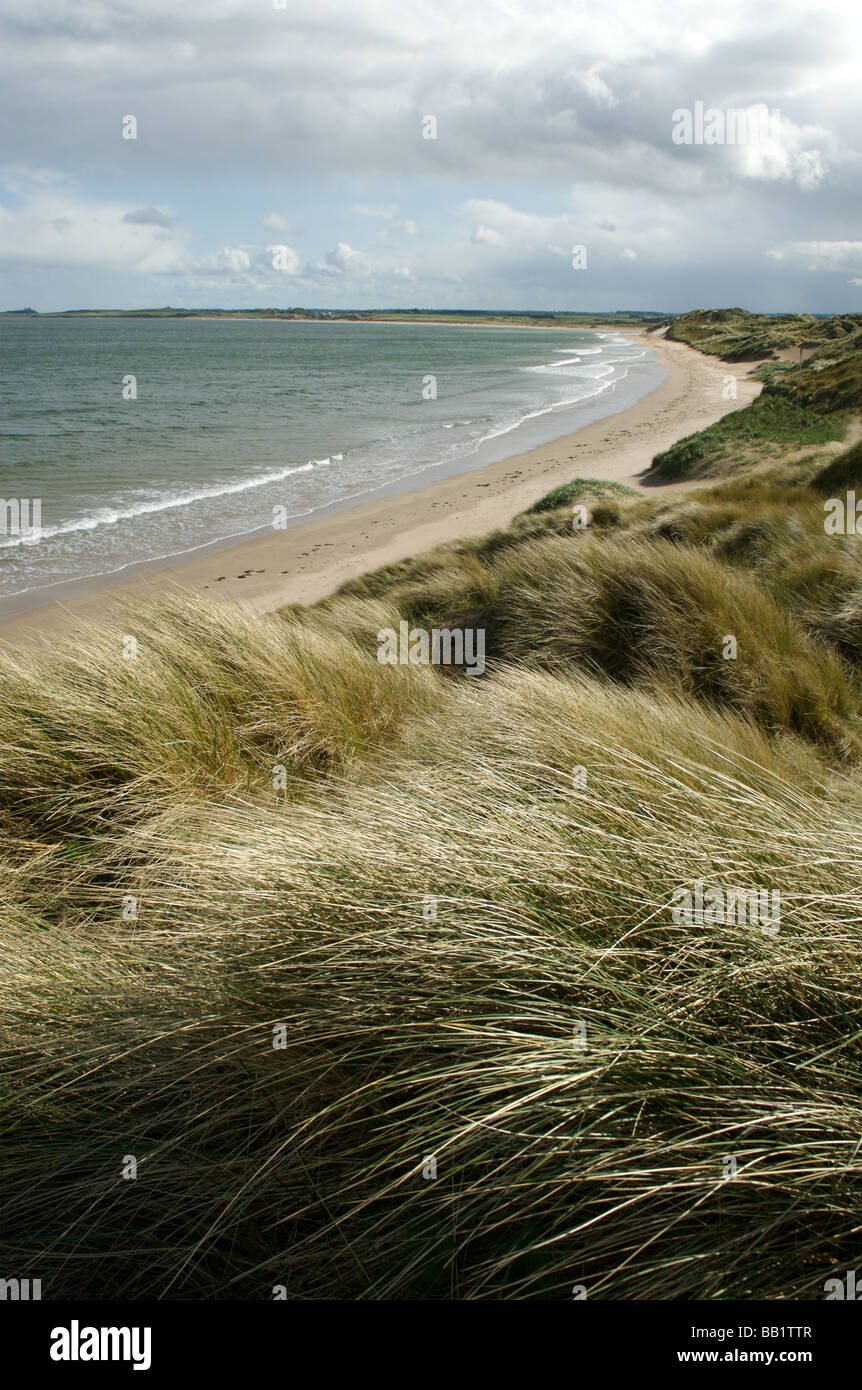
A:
2,321,862,1299
2,643,861,1299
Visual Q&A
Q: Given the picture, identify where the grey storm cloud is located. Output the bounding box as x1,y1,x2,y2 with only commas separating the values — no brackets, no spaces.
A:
0,0,860,310
0,0,855,183
122,206,173,228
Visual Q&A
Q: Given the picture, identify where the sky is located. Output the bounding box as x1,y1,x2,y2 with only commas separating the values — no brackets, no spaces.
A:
0,0,860,313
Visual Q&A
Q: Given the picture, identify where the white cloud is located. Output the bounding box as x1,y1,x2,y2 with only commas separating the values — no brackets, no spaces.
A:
261,212,293,231
353,203,397,219
0,184,188,272
471,226,505,246
325,241,371,274
770,240,862,272
0,165,67,195
578,65,618,110
734,113,832,190
203,246,252,273
266,243,301,274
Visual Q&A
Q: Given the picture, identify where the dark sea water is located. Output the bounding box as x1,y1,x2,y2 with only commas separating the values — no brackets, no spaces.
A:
0,317,663,598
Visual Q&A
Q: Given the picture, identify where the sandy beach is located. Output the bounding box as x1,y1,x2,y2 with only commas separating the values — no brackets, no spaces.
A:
0,332,761,645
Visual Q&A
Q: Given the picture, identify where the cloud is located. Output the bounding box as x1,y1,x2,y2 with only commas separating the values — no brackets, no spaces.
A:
730,112,832,190
350,205,421,237
578,65,618,110
261,212,293,231
769,240,862,271
353,203,397,219
2,0,856,191
266,243,301,274
1,1,861,309
201,246,252,273
471,226,505,246
0,185,188,272
324,241,371,274
123,206,173,228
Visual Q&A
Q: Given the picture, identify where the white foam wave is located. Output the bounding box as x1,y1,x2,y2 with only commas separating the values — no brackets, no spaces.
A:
0,457,331,549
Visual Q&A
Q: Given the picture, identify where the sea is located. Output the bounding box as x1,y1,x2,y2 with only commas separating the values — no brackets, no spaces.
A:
0,317,665,604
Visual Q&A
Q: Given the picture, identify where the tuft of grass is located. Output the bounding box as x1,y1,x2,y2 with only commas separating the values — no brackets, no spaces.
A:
665,307,862,362
810,438,862,496
649,394,845,481
481,534,861,756
522,476,638,515
2,668,862,1299
0,592,438,843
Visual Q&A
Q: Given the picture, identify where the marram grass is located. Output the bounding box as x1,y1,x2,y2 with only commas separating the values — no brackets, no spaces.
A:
3,447,862,1299
1,587,861,1297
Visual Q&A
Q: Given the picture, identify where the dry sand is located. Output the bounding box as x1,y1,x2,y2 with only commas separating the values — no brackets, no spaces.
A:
0,332,761,646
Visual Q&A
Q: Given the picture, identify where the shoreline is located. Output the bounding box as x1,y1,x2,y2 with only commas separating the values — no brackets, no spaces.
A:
0,333,761,645
0,331,661,619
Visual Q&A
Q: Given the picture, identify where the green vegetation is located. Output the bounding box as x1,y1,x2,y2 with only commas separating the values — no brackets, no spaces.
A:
3,398,862,1297
650,392,846,481
664,307,862,360
521,476,638,513
810,438,862,497
647,308,862,480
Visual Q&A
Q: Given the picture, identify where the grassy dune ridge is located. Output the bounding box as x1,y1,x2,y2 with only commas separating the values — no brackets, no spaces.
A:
2,312,862,1299
652,309,862,478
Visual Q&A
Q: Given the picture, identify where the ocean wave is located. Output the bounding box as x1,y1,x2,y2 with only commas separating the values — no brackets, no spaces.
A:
526,345,612,372
0,457,331,549
471,374,619,448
